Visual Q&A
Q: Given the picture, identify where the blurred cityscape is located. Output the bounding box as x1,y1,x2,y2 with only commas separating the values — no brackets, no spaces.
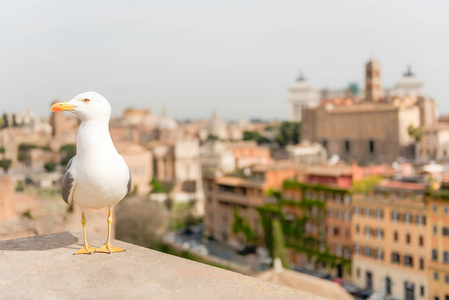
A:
1,59,448,300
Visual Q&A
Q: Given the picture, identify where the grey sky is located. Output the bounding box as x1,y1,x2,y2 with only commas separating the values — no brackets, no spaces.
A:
0,1,448,120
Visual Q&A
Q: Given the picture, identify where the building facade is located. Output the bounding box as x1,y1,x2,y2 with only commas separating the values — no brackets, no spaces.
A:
301,60,436,164
427,195,449,300
288,75,320,122
351,181,428,300
417,123,449,162
203,161,302,247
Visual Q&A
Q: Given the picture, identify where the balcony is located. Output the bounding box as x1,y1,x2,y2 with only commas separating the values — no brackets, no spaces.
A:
0,230,323,299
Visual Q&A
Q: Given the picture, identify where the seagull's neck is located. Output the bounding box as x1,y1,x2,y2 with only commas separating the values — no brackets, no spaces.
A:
77,118,117,159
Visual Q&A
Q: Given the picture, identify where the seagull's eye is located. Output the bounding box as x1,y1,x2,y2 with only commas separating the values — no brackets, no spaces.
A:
83,99,90,103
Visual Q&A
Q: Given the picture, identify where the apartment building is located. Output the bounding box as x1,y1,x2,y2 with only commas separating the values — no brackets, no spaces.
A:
352,180,428,300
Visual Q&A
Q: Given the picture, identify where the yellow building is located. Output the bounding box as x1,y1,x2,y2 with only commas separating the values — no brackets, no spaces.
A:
352,180,428,300
428,195,449,300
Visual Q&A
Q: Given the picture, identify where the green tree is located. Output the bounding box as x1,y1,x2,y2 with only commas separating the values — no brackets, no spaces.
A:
18,143,38,151
12,114,17,127
17,152,30,163
206,134,219,141
352,176,383,194
242,131,270,145
59,144,76,165
2,114,8,128
272,218,289,268
150,176,166,194
232,209,256,244
408,124,422,142
275,121,301,147
0,159,12,173
44,161,57,172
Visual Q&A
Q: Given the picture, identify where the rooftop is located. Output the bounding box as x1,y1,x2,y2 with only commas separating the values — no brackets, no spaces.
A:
0,231,322,299
377,180,427,191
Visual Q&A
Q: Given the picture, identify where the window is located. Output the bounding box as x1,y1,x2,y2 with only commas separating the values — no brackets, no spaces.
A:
445,205,448,214
334,227,340,236
392,252,400,264
356,224,360,233
376,248,384,260
443,227,449,236
365,246,372,257
435,272,439,281
365,207,371,218
354,244,360,254
356,268,360,278
344,140,350,153
344,211,350,221
344,194,351,205
434,225,438,235
394,231,398,242
434,205,438,213
335,209,340,219
376,209,383,220
335,194,342,203
420,258,424,270
376,229,384,240
404,213,413,224
432,249,439,261
354,206,360,215
420,285,424,297
419,235,424,246
444,251,449,264
404,255,413,267
344,247,350,259
365,226,371,238
416,214,426,226
446,275,449,283
336,244,342,257
369,140,375,154
391,211,399,222
406,233,411,244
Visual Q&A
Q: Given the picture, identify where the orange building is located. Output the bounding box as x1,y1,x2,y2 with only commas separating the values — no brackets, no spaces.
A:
352,180,428,300
427,194,449,300
281,180,352,279
203,161,302,246
228,141,272,169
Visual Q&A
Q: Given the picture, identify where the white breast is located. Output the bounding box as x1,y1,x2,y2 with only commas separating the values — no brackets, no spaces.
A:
72,153,129,209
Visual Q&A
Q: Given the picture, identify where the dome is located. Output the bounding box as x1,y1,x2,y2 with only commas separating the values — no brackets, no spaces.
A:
157,108,177,130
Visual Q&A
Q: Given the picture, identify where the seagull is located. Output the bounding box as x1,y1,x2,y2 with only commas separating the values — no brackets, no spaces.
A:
50,92,131,255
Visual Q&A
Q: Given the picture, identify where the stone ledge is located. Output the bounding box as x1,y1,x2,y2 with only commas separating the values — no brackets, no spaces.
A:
0,231,325,300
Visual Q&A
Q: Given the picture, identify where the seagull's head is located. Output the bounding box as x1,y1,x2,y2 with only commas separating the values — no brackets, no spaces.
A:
50,91,112,121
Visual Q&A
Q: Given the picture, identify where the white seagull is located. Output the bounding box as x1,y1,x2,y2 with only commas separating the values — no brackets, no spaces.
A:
50,92,131,255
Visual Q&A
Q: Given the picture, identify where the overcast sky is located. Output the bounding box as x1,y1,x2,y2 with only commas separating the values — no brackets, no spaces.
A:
0,1,448,120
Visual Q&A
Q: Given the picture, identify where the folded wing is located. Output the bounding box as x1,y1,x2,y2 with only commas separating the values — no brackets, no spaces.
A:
62,156,77,204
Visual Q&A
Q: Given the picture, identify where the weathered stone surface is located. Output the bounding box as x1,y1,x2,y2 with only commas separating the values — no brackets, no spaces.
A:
0,231,324,300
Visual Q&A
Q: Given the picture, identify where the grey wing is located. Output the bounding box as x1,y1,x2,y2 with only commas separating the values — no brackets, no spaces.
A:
127,169,132,194
62,156,77,204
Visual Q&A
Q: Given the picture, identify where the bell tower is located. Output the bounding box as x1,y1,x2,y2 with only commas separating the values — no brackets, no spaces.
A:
365,60,383,102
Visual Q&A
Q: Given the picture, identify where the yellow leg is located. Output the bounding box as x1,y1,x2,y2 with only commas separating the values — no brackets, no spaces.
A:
96,209,125,254
74,211,97,255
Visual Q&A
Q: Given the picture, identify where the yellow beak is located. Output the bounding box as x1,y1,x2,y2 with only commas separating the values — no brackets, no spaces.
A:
50,102,75,112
